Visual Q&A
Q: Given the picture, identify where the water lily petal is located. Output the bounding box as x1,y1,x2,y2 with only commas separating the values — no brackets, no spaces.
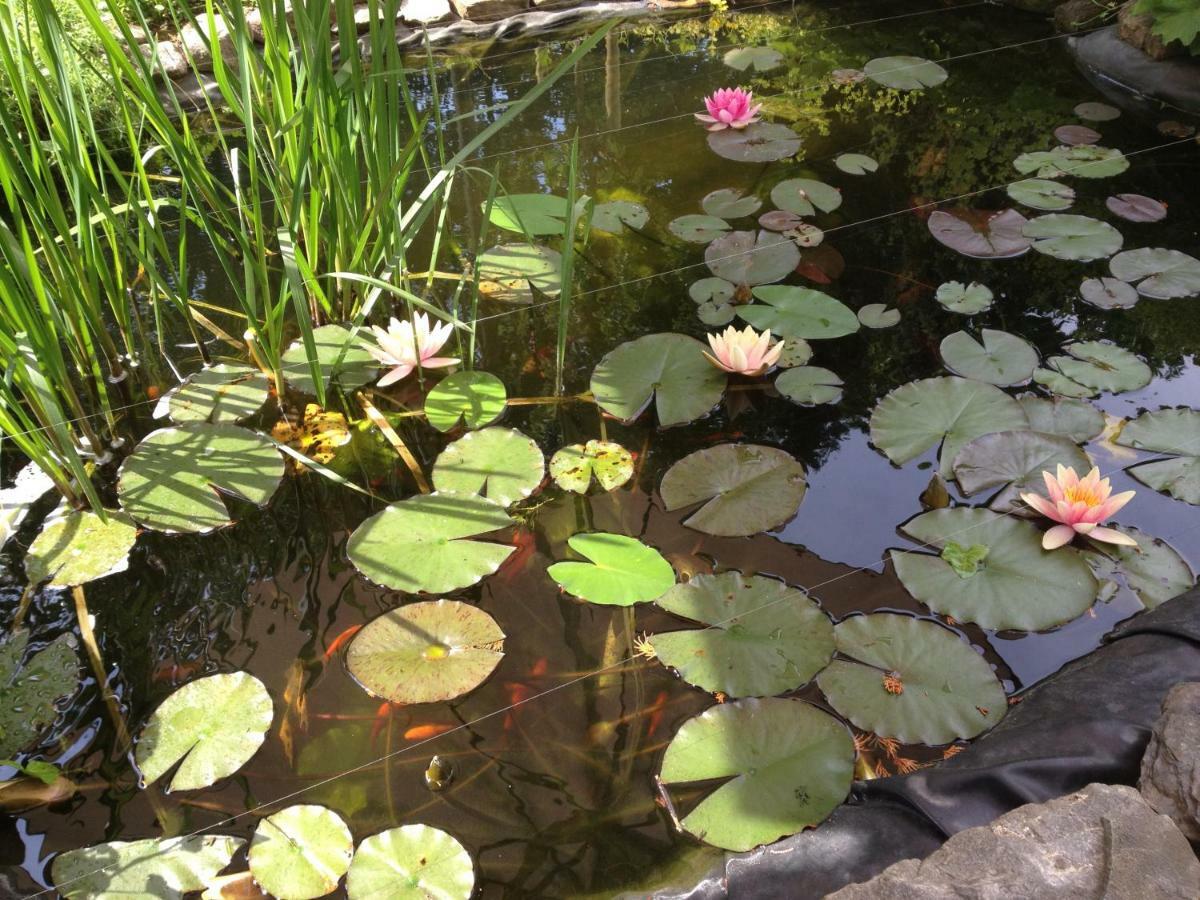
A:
1042,524,1076,550
1086,526,1139,547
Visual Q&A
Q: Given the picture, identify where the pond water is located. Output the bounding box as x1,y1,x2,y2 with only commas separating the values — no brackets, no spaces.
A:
5,0,1200,896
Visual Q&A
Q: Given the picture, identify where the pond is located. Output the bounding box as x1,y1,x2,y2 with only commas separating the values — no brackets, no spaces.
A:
4,0,1200,896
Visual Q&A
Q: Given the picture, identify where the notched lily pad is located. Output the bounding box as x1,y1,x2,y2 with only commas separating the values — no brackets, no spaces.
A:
346,825,474,900
1106,194,1167,223
939,329,1037,386
1109,248,1200,299
1080,276,1139,310
863,55,947,90
705,230,801,287
590,333,726,427
476,244,562,304
424,370,507,432
1023,214,1123,262
547,533,675,606
739,285,859,340
549,440,633,494
52,836,245,900
1006,178,1075,211
723,46,783,72
282,324,379,397
1013,145,1128,179
1044,341,1151,396
1115,408,1200,504
835,153,878,175
775,366,843,406
487,193,568,236
591,200,649,234
769,179,842,217
432,427,544,507
935,281,994,314
1084,525,1195,610
25,509,138,588
0,631,78,758
708,123,801,162
669,214,730,243
858,304,901,328
702,188,762,219
1017,396,1105,443
928,209,1031,259
249,804,353,900
951,430,1091,512
164,364,270,424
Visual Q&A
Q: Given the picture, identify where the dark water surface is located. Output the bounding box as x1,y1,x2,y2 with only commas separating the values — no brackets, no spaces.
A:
4,1,1200,896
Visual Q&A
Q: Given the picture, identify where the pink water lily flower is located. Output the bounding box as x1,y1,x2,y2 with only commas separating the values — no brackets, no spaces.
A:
695,87,762,131
366,312,460,386
703,324,784,376
1020,464,1137,551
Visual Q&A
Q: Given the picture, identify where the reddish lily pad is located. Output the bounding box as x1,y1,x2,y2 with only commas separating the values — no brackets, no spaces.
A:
1053,124,1100,145
928,208,1032,259
1106,194,1167,223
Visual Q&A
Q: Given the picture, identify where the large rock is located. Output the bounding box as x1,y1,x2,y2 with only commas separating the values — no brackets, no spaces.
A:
448,0,527,22
1054,0,1100,32
400,0,455,25
178,15,237,71
1118,0,1185,59
829,783,1200,899
1070,26,1200,116
1140,682,1200,838
153,40,190,78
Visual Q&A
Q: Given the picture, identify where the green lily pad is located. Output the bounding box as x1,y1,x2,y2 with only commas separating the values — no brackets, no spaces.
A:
942,542,989,577
1013,145,1129,179
117,424,285,534
0,632,78,758
863,55,948,90
135,671,273,792
487,193,568,236
660,444,807,537
1075,101,1120,121
1017,396,1105,442
659,698,853,852
346,825,475,900
698,300,736,326
669,214,730,243
705,230,801,287
1080,276,1139,309
758,210,807,232
1006,178,1075,211
689,277,736,305
928,209,1032,259
775,366,843,406
951,430,1091,511
723,46,783,72
591,200,649,234
651,572,834,697
25,509,138,587
707,123,801,163
738,286,860,340
590,333,726,426
164,363,270,424
282,324,379,397
547,533,675,606
869,376,1028,478
1044,341,1151,395
1023,214,1123,262
1032,366,1094,399
549,440,633,493
346,600,505,703
892,507,1099,631
935,281,994,314
777,338,814,367
785,222,824,248
1115,408,1200,504
52,836,245,900
939,329,1038,386
857,304,901,328
347,493,515,593
769,179,843,217
702,188,762,219
432,427,544,507
424,370,507,432
249,805,354,900
476,244,562,304
1106,194,1167,223
835,153,878,175
1109,248,1200,299
816,614,1006,745
1084,526,1195,609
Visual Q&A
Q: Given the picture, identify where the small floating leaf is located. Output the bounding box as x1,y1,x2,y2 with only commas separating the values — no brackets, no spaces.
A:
775,366,843,406
739,285,860,340
705,230,801,287
660,444,807,537
591,200,649,234
590,333,726,426
1045,341,1151,395
347,600,505,703
707,123,801,162
1106,194,1167,223
758,210,806,232
1017,396,1105,442
346,825,474,900
928,209,1031,259
942,542,989,578
939,329,1037,386
1080,276,1139,310
1006,178,1075,211
769,178,842,217
1033,366,1094,399
52,836,245,900
723,46,784,72
1074,100,1120,121
1053,124,1100,145
857,304,901,328
1084,526,1196,610
1115,408,1200,504
935,281,994,314
688,277,736,305
0,632,78,758
282,324,378,397
863,55,948,90
702,188,762,219
1013,145,1128,179
476,244,562,304
776,338,814,367
486,193,568,235
549,440,633,494
249,805,353,900
697,300,736,326
25,509,138,588
786,222,824,248
547,533,674,606
164,364,270,424
669,214,730,243
951,430,1091,511
1109,248,1200,299
424,371,507,433
1023,214,1123,262
834,153,878,175
432,427,544,507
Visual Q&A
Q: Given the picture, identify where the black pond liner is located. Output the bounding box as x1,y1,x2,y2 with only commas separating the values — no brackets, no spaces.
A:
648,587,1200,900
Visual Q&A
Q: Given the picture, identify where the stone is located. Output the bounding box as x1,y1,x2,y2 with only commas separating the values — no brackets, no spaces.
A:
1071,27,1200,116
400,0,455,25
829,783,1200,899
178,15,237,71
1054,0,1101,33
448,0,526,22
1118,0,1185,59
153,40,190,78
1140,682,1200,839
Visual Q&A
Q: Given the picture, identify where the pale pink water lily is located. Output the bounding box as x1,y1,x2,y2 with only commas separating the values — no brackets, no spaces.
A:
703,324,784,376
695,87,762,131
1020,464,1137,550
366,313,460,386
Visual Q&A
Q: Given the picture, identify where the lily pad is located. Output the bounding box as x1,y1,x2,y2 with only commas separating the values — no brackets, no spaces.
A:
651,572,834,697
705,230,801,287
1044,341,1152,395
776,366,844,406
1115,408,1200,504
549,440,633,493
707,123,801,163
892,507,1099,631
738,285,860,340
669,214,730,243
723,46,783,72
282,324,379,397
928,209,1032,259
117,424,285,533
590,333,726,426
951,430,1091,510
702,188,762,219
1109,248,1200,299
346,600,505,703
660,444,807,537
1084,526,1196,610
1054,124,1100,145
658,698,853,851
857,304,901,328
487,193,568,235
689,277,736,305
697,300,736,326
1017,396,1105,442
25,509,138,588
1032,366,1094,399
424,370,507,432
1106,194,1167,223
835,153,878,175
0,632,78,758
1080,276,1139,310
432,427,544,507
869,376,1028,478
52,836,245,900
249,805,354,900
785,222,824,248
1074,101,1120,121
863,55,948,90
164,364,270,424
1013,145,1129,179
777,339,814,367
547,533,674,606
816,614,1006,745
476,244,562,304
939,329,1037,386
591,200,649,234
758,210,806,232
1006,178,1075,211
135,671,273,792
346,825,475,900
769,179,842,217
935,281,994,315
1023,214,1123,262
